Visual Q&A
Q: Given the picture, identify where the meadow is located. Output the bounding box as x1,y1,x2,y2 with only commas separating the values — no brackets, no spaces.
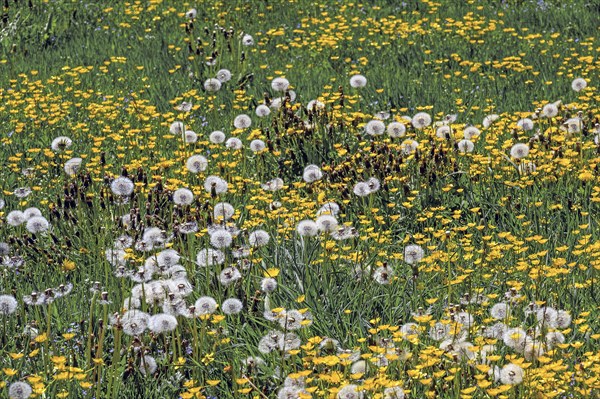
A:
0,0,599,398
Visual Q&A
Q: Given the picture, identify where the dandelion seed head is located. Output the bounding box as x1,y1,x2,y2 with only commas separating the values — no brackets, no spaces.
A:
216,68,232,82
249,229,270,247
170,121,185,134
571,77,587,92
210,229,233,248
173,188,194,206
271,77,290,92
184,130,198,143
8,381,33,399
51,136,73,152
149,313,178,334
209,130,226,144
222,298,243,315
387,121,406,138
412,112,432,129
186,155,208,173
7,211,27,226
64,157,83,176
510,143,530,159
297,220,319,237
0,295,18,315
204,78,222,92
349,74,367,88
26,216,50,234
365,120,385,136
233,114,252,129
250,139,266,152
111,177,134,196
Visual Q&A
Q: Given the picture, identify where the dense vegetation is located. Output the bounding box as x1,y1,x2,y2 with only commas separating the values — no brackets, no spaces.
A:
0,1,599,398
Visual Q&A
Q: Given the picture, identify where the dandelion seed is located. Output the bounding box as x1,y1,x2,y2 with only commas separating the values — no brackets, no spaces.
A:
463,126,480,139
517,118,534,131
373,264,394,285
261,277,278,293
170,121,185,134
173,188,194,206
429,322,450,341
482,114,500,128
51,136,73,152
503,327,528,349
545,331,565,349
457,139,474,153
555,310,571,328
0,294,18,315
337,384,363,399
204,175,228,194
353,182,371,197
209,130,226,144
204,78,222,92
387,122,406,138
349,74,367,88
249,229,270,247
261,178,284,191
233,114,252,129
571,77,587,92
306,100,325,111
111,177,134,196
383,387,405,399
216,68,232,82
210,229,233,248
302,164,323,183
255,104,271,118
542,103,559,118
563,117,582,134
156,249,180,267
184,130,198,143
197,248,225,267
8,381,33,399
271,77,290,92
242,34,254,46
7,211,26,226
411,112,432,129
500,363,524,385
121,310,150,336
316,215,338,233
214,202,235,220
225,137,243,150
64,157,83,176
317,202,340,216
176,101,193,112
350,360,367,375
14,187,32,198
436,125,451,139
0,242,9,256
186,155,208,173
149,313,178,334
401,139,419,154
490,302,510,320
510,143,530,159
222,298,243,315
365,120,385,136
296,220,319,237
139,355,157,376
250,139,266,152
185,8,197,19
404,245,424,264
194,296,218,316
26,216,50,234
536,306,558,327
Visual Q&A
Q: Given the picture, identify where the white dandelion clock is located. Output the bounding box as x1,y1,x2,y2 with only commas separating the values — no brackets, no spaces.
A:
517,118,534,131
542,103,559,118
184,130,198,143
64,157,83,176
482,114,500,128
401,139,419,155
353,182,371,197
387,122,406,138
337,384,363,399
8,382,33,399
233,114,252,129
194,296,218,316
463,126,480,139
186,155,208,173
510,143,530,159
196,249,225,267
457,139,474,153
51,136,72,152
306,100,325,111
7,211,26,226
500,363,524,385
412,112,432,129
490,302,511,320
172,188,194,206
365,120,385,136
185,8,197,19
404,245,424,264
303,164,323,183
210,229,233,248
25,216,50,234
250,139,266,152
170,121,185,134
204,78,222,92
261,178,284,191
149,313,178,334
242,34,254,46
271,77,290,92
214,202,235,220
255,104,271,117
111,177,134,196
222,298,243,315
249,230,270,247
209,130,226,144
316,214,338,233
0,295,18,315
297,220,318,237
349,74,367,88
219,267,242,286
225,137,243,149
204,175,228,194
216,68,232,82
571,77,587,92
